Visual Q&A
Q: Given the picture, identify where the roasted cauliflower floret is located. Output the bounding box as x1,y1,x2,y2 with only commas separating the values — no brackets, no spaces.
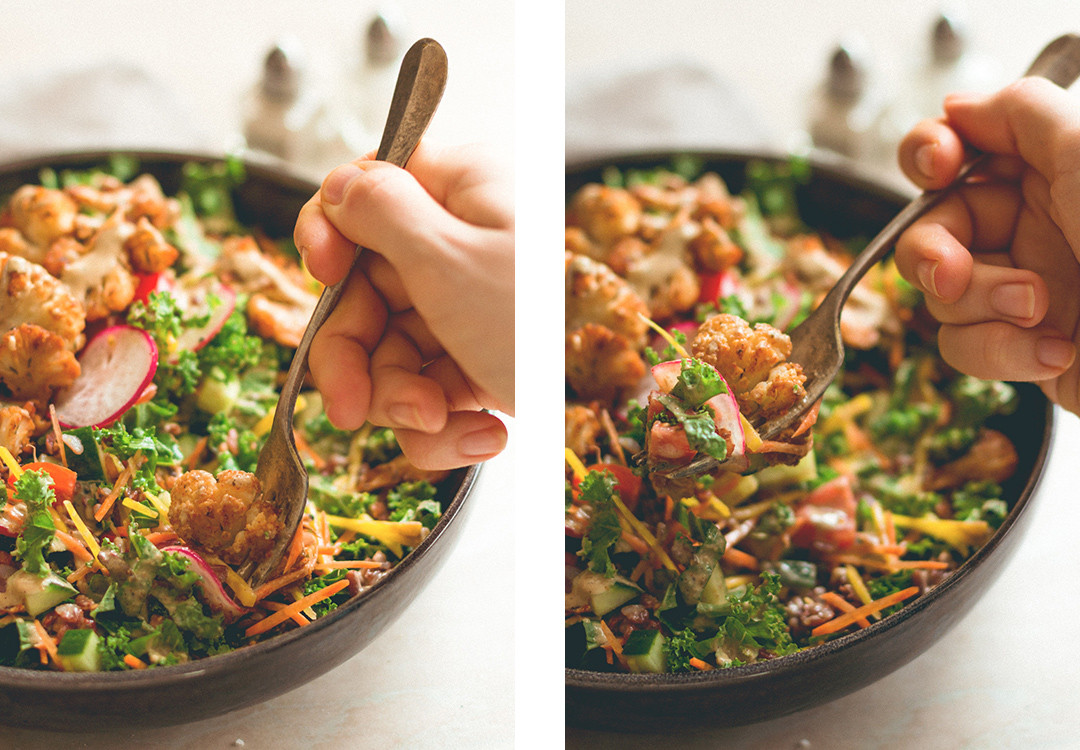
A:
0,252,86,401
691,313,806,420
566,183,641,246
565,252,648,344
566,323,648,401
59,218,137,321
6,185,78,248
169,469,284,566
125,216,179,273
565,404,603,462
0,402,36,457
0,228,46,266
216,236,318,347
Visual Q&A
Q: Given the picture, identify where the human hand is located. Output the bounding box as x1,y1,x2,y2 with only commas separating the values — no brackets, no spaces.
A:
895,77,1080,414
293,142,514,469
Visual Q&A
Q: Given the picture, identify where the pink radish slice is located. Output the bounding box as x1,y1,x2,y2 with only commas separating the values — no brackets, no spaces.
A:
160,545,248,620
705,384,746,463
54,325,159,429
173,277,236,354
650,359,683,393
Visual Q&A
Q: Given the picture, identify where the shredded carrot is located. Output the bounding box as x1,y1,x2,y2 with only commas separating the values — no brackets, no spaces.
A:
48,404,67,467
664,495,674,521
67,564,94,584
254,565,315,601
791,398,822,438
820,591,871,628
316,560,387,570
94,463,134,522
123,654,147,670
292,429,327,470
283,522,306,572
261,599,310,627
620,529,650,557
884,510,898,547
245,579,349,637
54,529,93,563
722,546,759,571
33,620,58,665
144,531,178,545
831,554,951,573
812,586,920,637
756,440,809,455
688,657,713,671
611,493,678,572
185,436,208,470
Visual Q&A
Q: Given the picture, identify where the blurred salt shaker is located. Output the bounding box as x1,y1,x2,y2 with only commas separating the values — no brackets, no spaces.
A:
346,9,407,148
242,38,318,162
908,11,1003,122
807,38,892,167
242,38,353,178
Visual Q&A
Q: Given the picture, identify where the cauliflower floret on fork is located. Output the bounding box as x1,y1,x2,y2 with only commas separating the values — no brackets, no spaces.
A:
0,251,86,402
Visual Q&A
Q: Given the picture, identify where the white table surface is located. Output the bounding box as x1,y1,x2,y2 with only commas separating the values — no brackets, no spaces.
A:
566,2,1080,748
0,3,518,747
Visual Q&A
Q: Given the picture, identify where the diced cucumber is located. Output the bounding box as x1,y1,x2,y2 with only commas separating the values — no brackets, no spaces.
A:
23,572,78,617
755,449,817,490
195,374,240,414
699,564,727,605
622,629,667,673
590,578,641,617
56,628,101,672
62,426,108,482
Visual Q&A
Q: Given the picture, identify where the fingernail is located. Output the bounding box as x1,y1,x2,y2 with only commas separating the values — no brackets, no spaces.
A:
914,143,937,180
1036,337,1076,370
458,428,504,458
944,91,979,109
389,403,428,431
991,282,1035,320
917,260,940,298
322,164,363,205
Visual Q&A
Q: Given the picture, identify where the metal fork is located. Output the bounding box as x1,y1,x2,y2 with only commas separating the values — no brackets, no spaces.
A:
237,38,448,586
664,33,1080,481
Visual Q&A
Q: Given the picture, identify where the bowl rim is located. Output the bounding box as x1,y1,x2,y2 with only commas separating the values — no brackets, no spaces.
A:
564,149,1056,691
0,148,482,689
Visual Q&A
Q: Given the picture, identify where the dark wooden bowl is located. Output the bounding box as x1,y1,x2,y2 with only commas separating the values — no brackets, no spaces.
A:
565,151,1055,731
0,150,480,731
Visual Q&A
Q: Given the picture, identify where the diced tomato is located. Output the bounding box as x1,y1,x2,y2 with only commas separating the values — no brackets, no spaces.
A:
698,270,738,306
6,462,78,504
789,475,857,553
588,463,642,509
571,462,643,512
132,272,172,305
648,421,695,463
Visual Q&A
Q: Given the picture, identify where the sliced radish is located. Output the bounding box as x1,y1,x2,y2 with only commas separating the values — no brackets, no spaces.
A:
173,277,237,354
650,359,683,394
705,383,747,466
54,325,159,429
160,545,248,620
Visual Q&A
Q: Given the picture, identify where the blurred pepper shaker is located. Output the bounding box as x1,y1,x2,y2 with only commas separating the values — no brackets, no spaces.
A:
352,9,407,142
807,38,891,165
909,10,1003,122
242,38,317,162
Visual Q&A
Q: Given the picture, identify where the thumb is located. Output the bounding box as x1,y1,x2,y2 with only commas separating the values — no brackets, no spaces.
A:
318,160,467,269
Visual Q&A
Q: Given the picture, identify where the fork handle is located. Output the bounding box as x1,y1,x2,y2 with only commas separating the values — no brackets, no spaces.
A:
271,38,448,434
